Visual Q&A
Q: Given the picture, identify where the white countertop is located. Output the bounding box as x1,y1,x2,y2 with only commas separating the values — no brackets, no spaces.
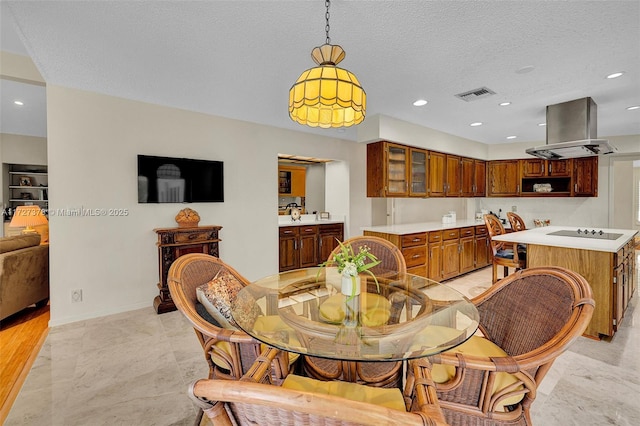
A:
361,219,487,235
491,225,637,253
278,214,344,227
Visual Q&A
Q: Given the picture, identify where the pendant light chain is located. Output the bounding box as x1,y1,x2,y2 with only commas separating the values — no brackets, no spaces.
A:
325,0,331,45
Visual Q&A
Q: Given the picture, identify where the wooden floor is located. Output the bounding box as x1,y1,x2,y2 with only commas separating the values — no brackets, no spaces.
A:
0,304,50,424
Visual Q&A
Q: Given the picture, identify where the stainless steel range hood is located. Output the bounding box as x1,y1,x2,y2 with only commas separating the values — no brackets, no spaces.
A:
526,97,617,159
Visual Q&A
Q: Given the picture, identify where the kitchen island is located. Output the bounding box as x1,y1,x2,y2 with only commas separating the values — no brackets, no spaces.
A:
492,226,637,339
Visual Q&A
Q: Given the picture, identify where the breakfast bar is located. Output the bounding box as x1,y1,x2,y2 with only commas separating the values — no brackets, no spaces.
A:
492,225,637,339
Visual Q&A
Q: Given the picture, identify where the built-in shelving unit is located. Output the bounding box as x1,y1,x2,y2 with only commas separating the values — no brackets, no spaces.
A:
5,164,49,212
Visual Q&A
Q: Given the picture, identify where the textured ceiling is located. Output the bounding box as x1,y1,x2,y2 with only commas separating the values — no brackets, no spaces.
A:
1,0,639,143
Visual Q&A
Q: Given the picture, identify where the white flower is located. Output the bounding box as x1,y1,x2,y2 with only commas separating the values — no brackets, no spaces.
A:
342,262,358,277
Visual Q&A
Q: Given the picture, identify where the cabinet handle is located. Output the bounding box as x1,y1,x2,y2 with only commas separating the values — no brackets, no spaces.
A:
294,240,297,250
412,238,420,242
517,184,520,193
412,254,420,258
575,183,578,192
188,233,198,240
284,230,293,234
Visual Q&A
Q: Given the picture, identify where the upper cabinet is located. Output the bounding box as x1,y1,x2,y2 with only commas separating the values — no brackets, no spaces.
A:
427,151,446,197
367,141,486,199
366,141,598,199
573,157,598,197
278,165,306,197
461,158,486,197
520,158,572,196
487,160,520,196
409,148,428,197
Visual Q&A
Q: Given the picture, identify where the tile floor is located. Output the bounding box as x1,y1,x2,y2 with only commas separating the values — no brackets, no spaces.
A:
5,263,640,426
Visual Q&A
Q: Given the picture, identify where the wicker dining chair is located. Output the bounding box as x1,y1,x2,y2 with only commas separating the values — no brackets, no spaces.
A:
427,266,595,426
302,235,408,388
190,347,449,426
507,211,527,232
168,253,292,381
484,214,526,283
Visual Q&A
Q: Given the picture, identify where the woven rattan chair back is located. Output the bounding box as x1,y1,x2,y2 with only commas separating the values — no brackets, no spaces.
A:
191,347,449,426
328,235,408,277
303,235,407,388
429,266,595,426
507,212,526,232
168,253,264,380
484,214,526,283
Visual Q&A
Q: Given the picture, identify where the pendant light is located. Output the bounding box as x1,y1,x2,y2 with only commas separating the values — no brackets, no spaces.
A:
288,0,366,128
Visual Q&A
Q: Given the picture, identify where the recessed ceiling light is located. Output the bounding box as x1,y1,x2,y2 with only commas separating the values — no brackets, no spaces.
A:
606,72,624,79
13,100,24,106
515,65,535,74
413,99,428,106
499,102,511,106
506,136,517,140
538,122,546,127
626,105,640,110
470,122,483,127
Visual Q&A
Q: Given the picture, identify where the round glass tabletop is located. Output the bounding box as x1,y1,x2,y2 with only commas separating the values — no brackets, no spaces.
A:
232,267,479,362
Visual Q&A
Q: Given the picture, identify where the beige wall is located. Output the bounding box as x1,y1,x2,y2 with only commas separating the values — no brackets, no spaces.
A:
46,85,370,325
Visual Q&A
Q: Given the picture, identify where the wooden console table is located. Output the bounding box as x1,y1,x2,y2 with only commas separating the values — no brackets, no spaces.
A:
153,225,222,314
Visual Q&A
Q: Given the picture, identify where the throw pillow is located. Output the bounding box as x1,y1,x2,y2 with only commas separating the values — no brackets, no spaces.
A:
196,270,261,329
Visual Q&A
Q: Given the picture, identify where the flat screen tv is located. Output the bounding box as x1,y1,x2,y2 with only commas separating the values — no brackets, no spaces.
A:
137,155,224,203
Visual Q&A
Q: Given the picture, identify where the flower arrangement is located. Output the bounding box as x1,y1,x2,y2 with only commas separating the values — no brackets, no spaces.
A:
318,240,381,298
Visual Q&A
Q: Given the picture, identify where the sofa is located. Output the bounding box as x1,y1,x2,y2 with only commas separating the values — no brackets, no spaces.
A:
0,233,49,321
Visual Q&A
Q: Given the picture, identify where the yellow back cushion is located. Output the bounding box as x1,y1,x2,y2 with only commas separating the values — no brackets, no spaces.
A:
431,335,525,411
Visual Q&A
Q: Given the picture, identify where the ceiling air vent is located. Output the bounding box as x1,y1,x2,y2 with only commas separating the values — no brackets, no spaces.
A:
455,87,496,102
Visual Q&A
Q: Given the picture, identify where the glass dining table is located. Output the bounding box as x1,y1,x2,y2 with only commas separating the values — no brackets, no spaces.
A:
231,267,479,362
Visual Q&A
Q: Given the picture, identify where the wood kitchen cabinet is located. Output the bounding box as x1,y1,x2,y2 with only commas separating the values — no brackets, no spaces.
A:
520,159,572,195
428,151,446,197
362,230,428,277
278,165,306,197
409,148,428,197
474,225,491,268
428,231,444,281
445,154,461,197
613,238,636,332
318,223,344,262
153,225,222,314
441,229,461,279
461,158,486,197
367,141,409,197
459,227,475,274
279,223,344,272
279,225,318,271
573,157,598,196
487,160,520,196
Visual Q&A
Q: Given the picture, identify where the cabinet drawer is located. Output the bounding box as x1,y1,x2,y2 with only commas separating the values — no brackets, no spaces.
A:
443,229,460,240
174,230,213,243
401,233,427,248
279,226,299,237
407,265,427,277
319,223,343,233
299,225,318,235
460,227,474,238
428,231,442,243
403,246,427,268
475,225,488,236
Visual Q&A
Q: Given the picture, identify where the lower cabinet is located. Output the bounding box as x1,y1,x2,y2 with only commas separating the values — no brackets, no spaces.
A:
366,223,490,282
614,238,636,332
474,225,491,269
279,223,344,272
442,229,460,280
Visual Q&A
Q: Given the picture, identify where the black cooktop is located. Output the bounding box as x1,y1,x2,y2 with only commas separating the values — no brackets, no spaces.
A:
548,229,623,241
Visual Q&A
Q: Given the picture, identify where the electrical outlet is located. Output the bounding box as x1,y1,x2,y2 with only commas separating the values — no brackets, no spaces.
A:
71,289,83,303
511,205,517,212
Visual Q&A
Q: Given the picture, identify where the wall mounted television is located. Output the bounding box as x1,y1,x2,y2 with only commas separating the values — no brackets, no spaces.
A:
137,155,224,203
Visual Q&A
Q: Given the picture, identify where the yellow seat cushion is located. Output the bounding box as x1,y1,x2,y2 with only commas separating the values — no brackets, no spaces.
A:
431,335,525,411
319,293,391,326
282,374,406,411
211,315,300,369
